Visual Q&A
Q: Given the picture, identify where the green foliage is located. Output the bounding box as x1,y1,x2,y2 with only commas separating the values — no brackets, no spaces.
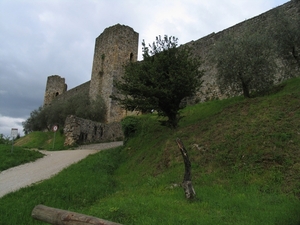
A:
22,106,47,134
22,94,106,134
121,116,140,140
213,26,277,98
0,144,44,171
0,133,11,145
270,7,300,75
113,35,204,128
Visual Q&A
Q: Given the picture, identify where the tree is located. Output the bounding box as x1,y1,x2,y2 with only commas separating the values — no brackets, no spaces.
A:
213,28,277,98
22,106,47,134
22,94,106,134
270,6,300,76
113,35,204,128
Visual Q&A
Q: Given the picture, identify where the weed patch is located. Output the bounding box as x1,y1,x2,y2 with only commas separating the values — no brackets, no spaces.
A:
0,144,44,171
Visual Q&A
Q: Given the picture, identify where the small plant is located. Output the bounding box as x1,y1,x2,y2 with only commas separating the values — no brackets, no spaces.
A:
121,116,140,140
0,133,11,145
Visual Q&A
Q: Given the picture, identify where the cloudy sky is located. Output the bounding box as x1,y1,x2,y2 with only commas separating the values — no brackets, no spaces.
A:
0,0,288,137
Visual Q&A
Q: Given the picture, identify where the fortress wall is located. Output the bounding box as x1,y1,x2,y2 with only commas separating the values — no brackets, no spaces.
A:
64,115,123,146
186,0,299,103
55,81,90,102
43,75,67,106
44,76,90,106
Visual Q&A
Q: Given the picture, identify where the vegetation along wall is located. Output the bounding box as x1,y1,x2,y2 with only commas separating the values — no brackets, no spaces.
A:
187,0,299,103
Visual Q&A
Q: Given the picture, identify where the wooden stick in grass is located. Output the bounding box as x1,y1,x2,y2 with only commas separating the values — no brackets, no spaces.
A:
32,204,122,225
176,138,196,199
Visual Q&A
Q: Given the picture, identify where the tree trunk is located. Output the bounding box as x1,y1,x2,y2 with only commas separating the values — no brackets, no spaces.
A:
238,73,251,98
176,138,196,199
31,204,122,225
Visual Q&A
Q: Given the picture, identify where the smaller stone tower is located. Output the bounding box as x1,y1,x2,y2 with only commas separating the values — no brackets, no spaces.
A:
89,24,139,123
43,75,67,106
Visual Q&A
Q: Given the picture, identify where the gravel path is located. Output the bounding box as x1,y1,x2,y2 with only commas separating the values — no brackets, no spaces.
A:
0,141,123,198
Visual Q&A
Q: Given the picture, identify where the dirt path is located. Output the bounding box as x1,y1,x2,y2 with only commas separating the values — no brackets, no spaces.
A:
0,141,123,198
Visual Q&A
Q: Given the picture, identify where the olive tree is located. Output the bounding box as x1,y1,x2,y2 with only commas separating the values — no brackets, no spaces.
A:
213,28,277,98
22,94,106,134
270,7,300,76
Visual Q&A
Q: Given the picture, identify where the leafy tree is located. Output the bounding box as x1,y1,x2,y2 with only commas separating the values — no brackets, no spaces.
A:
270,6,300,76
112,35,204,128
22,106,47,134
213,28,277,98
22,94,106,134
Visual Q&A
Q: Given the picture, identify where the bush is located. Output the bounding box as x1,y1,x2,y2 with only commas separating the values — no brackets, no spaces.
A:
23,93,106,134
121,116,140,140
0,134,10,145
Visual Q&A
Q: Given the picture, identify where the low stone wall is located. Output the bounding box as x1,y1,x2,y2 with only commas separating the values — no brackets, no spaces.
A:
64,115,123,146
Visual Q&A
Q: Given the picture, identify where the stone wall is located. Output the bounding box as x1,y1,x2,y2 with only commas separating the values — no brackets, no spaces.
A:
43,75,67,106
64,115,123,146
55,81,90,102
43,76,90,106
186,0,300,103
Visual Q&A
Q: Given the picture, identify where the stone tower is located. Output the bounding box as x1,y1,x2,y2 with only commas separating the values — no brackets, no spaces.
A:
43,75,67,106
89,24,139,123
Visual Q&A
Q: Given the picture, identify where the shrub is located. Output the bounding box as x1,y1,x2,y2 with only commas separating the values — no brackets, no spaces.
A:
23,94,106,134
121,116,140,140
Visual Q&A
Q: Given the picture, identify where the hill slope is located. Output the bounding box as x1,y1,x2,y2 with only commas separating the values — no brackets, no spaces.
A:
1,77,299,225
117,77,300,196
80,77,300,224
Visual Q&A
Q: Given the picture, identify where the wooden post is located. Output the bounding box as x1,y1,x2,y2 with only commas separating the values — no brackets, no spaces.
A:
176,138,196,199
31,204,122,225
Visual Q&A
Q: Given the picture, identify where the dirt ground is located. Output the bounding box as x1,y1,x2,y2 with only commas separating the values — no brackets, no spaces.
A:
0,141,123,198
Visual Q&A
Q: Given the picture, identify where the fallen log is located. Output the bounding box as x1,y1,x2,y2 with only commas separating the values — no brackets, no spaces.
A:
176,138,196,199
31,204,122,225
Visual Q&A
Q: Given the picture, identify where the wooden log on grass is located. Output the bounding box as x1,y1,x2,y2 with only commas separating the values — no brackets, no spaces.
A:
176,138,196,199
31,204,122,225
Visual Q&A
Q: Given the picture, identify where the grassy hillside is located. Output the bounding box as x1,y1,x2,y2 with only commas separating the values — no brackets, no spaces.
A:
0,131,66,172
87,77,300,224
14,130,66,150
0,144,44,172
1,77,300,224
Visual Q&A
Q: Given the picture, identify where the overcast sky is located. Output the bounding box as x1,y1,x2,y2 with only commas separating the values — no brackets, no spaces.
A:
0,0,288,137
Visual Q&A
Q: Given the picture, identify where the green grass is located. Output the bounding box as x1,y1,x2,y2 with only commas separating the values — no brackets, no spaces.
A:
0,131,65,171
0,144,44,172
1,77,300,224
14,131,67,150
0,147,123,224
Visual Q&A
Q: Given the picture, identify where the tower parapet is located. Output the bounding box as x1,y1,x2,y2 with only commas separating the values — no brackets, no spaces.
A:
43,75,67,107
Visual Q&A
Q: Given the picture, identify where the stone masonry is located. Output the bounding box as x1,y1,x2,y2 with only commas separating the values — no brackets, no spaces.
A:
89,24,139,123
43,75,67,106
64,115,123,146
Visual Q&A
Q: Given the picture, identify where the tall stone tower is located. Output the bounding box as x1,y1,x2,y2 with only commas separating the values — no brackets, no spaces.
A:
43,75,67,106
89,24,139,123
